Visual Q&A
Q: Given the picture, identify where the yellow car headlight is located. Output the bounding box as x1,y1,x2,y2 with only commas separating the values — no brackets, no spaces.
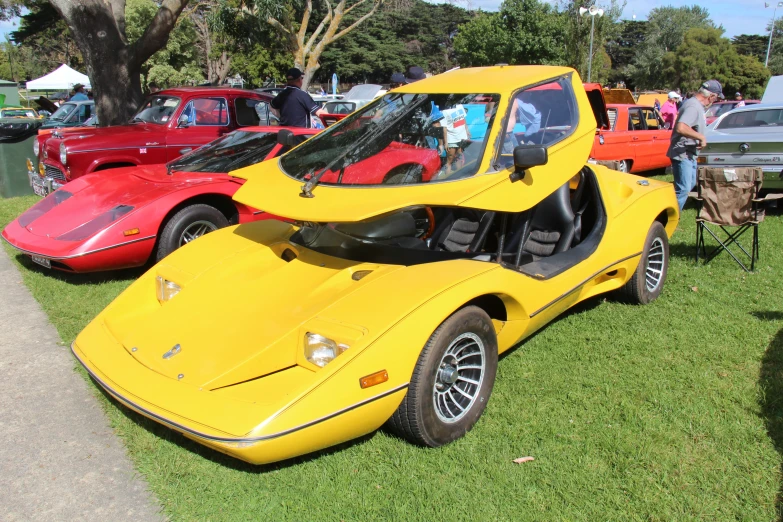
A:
156,275,181,302
304,333,349,367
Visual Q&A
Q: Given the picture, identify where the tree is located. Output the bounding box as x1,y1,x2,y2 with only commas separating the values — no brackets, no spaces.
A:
663,27,769,99
42,0,192,126
732,34,768,63
241,0,389,89
454,0,564,68
126,0,203,89
558,0,622,85
6,0,83,80
604,20,646,87
628,5,714,90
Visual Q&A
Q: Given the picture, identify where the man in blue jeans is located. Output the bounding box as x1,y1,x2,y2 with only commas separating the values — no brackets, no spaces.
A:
667,79,722,210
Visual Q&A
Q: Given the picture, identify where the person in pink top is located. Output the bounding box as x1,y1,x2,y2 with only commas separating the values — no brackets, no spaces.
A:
660,91,680,129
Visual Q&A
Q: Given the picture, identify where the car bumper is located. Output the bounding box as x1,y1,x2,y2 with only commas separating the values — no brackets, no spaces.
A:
71,327,407,465
27,162,64,197
1,220,155,272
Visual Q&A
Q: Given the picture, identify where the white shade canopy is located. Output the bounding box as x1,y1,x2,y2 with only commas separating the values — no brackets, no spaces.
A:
26,64,91,91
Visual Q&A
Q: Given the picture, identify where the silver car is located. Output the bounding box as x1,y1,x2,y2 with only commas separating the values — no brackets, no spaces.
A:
699,77,783,189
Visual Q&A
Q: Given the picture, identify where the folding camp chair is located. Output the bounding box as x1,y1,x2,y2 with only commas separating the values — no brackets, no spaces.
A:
694,167,768,272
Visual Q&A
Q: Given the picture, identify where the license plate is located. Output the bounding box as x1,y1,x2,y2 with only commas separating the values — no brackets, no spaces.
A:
30,255,51,269
32,180,47,197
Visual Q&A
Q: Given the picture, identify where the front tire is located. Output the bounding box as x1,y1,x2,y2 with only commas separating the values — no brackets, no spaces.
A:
388,306,498,447
156,204,229,261
618,159,631,173
616,221,669,304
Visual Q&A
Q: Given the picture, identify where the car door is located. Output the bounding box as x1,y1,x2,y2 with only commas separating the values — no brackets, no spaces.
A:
166,97,230,161
234,97,278,127
632,107,666,171
643,107,671,169
593,107,633,163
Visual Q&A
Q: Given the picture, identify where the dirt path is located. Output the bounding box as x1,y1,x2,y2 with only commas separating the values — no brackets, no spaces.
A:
0,249,162,521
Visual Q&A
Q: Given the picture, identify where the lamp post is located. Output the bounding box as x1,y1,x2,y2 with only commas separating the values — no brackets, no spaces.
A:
579,5,604,82
766,2,783,67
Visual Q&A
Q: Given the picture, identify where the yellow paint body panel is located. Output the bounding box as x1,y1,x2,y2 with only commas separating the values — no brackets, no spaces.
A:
73,66,679,465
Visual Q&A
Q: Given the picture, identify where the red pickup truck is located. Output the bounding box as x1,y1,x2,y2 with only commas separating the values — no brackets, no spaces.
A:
30,87,275,195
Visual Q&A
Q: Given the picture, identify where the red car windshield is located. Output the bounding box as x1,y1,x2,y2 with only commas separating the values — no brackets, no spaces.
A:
131,95,181,125
169,130,293,173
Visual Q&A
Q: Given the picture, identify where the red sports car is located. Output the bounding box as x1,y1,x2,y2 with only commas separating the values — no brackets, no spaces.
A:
3,125,442,273
3,127,316,272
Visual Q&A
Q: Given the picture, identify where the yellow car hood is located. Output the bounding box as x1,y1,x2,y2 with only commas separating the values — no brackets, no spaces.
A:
113,242,403,390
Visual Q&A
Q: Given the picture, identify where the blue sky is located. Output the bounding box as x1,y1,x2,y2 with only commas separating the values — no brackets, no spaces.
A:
449,1,778,39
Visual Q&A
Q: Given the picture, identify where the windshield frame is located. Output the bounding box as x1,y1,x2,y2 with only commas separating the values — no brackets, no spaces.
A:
280,91,502,188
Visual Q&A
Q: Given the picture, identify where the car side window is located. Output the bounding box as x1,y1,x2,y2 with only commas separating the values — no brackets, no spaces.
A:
496,76,578,169
641,108,661,130
236,98,263,126
181,98,229,126
628,108,644,131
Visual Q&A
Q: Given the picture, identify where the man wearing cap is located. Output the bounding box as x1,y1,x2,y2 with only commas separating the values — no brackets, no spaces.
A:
660,92,680,129
271,67,320,128
667,79,722,210
404,66,426,83
70,83,89,102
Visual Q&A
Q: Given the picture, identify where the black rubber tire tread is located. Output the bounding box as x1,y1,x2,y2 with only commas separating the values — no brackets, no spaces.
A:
616,221,669,305
156,204,228,262
383,164,423,185
387,306,498,447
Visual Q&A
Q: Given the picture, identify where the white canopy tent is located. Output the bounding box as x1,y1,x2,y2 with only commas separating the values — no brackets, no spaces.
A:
26,64,91,91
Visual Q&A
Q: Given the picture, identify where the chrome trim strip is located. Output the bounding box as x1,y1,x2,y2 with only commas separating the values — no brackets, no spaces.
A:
73,146,166,154
71,342,409,444
529,251,643,318
1,233,156,260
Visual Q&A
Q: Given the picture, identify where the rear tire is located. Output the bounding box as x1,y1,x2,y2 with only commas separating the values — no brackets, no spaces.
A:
388,306,498,447
618,159,631,173
383,164,423,185
616,221,669,304
156,204,228,261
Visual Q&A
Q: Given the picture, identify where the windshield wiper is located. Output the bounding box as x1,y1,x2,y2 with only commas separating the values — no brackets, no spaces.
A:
130,117,146,124
299,95,427,198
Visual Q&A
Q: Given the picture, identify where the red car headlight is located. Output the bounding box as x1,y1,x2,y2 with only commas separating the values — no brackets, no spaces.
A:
18,190,73,227
56,205,134,241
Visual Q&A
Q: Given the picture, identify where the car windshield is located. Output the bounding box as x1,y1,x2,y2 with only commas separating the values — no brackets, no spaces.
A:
281,92,500,187
706,102,738,118
48,103,76,121
168,131,283,173
131,95,181,124
716,108,783,129
2,109,36,118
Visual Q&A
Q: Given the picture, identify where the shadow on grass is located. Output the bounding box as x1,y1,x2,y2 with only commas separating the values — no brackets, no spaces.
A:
758,312,783,520
13,251,147,284
91,378,378,474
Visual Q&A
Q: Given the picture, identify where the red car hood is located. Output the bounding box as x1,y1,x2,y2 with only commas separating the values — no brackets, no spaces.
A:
23,165,225,238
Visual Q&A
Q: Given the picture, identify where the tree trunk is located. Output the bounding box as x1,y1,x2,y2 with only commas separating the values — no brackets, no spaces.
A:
49,0,190,126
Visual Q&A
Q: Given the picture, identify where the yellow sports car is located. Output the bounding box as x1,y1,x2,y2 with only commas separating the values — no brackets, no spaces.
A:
72,66,678,465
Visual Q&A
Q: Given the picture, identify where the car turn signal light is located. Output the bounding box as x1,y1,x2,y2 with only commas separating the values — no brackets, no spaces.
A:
38,161,45,177
123,228,140,236
360,370,389,389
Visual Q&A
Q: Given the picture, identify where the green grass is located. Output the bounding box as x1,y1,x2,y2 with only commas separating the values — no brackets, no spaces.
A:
3,185,783,521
